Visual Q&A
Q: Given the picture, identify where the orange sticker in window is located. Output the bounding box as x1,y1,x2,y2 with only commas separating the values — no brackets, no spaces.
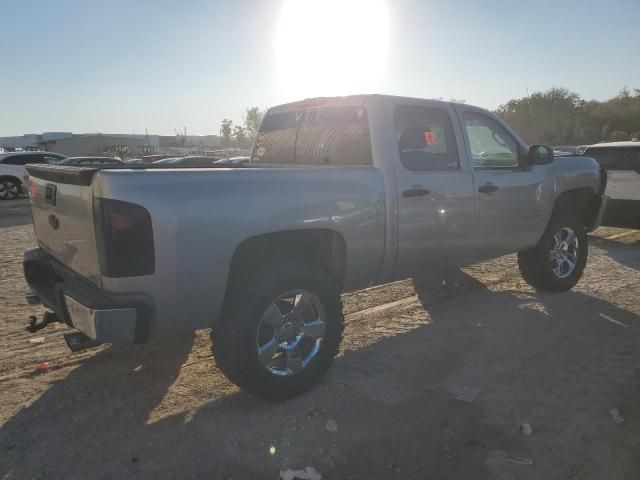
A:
424,131,437,145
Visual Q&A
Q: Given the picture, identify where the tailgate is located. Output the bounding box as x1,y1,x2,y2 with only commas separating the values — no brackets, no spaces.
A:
26,165,102,286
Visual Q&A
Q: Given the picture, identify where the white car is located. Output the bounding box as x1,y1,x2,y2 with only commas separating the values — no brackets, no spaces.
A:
584,141,640,229
0,151,65,200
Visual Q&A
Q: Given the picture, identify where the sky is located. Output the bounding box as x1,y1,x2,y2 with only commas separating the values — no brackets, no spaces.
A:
1,0,639,136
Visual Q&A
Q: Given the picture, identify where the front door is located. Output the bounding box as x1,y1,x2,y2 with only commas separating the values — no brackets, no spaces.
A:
458,108,548,257
393,103,476,280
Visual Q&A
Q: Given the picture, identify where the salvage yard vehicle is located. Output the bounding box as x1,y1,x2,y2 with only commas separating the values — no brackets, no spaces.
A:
584,141,640,229
23,95,608,400
55,156,124,166
0,151,65,199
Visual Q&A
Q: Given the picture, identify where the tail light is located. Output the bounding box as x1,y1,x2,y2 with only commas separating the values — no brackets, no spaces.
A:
93,198,155,277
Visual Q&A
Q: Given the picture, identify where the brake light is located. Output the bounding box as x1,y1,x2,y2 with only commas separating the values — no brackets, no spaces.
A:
30,180,37,198
93,198,155,277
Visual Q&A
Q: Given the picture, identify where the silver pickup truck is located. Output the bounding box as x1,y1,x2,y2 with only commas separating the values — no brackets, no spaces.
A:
23,95,607,400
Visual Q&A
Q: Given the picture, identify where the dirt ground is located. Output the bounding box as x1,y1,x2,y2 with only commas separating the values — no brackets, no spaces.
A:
1,197,640,480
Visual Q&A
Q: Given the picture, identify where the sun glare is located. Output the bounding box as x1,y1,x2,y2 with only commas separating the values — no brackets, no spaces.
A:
275,0,390,99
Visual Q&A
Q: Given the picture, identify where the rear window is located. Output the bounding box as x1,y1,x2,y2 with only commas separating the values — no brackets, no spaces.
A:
586,147,640,171
252,106,372,166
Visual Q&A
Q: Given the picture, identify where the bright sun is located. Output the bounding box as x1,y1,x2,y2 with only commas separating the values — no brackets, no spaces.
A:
275,0,390,99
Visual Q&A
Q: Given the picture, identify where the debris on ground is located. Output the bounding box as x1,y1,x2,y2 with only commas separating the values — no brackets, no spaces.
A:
280,466,323,480
28,337,46,344
452,386,481,403
610,409,625,424
505,455,533,465
520,423,533,436
34,362,49,373
325,419,339,433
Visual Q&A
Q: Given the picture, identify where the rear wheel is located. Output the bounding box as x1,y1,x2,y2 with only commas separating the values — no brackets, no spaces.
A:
0,179,20,200
212,259,344,401
518,215,587,292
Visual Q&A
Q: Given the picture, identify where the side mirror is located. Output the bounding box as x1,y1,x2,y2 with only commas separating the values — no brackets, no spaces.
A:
527,144,554,165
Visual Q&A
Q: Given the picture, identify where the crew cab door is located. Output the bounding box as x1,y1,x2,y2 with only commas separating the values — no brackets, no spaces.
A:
455,106,548,256
392,103,476,279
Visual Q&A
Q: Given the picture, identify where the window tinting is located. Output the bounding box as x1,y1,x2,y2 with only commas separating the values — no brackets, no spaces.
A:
463,112,520,168
252,106,372,166
3,155,34,165
585,148,640,172
394,105,459,171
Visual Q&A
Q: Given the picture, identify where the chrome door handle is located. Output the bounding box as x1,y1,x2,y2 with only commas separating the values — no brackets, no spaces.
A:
403,186,431,198
478,184,499,194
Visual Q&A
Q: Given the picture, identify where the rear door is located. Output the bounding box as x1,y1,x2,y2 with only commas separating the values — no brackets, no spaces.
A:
27,165,102,285
392,102,476,279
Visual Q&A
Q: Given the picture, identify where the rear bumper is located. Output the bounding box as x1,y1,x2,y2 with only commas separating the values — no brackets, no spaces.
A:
23,248,152,343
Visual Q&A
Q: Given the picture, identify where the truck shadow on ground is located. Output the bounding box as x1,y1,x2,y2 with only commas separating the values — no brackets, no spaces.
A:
590,234,640,271
1,271,640,479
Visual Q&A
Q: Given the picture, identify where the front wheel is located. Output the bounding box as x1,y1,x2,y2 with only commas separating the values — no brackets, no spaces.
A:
518,215,588,292
212,259,344,401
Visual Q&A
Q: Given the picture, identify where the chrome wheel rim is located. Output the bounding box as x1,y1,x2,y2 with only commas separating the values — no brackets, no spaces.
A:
549,226,579,279
0,181,18,200
256,289,326,376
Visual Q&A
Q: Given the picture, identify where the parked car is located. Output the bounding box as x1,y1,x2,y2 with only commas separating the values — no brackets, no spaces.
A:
23,95,607,400
214,156,250,165
0,151,66,199
55,156,124,166
153,156,220,166
584,141,640,228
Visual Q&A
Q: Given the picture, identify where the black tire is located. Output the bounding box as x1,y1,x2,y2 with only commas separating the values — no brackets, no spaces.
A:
518,214,588,292
0,178,21,200
212,258,344,401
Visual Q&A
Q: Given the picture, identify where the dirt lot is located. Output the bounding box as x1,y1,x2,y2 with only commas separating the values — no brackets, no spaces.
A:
1,197,640,479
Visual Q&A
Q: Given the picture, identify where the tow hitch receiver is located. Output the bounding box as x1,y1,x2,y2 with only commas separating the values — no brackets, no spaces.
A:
64,332,102,352
26,311,61,333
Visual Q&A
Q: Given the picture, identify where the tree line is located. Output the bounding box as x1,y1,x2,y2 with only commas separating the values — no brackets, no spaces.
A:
220,107,263,148
496,87,640,146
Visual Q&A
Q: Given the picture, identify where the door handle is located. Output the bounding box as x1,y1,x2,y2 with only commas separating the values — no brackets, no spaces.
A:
478,183,499,194
403,186,431,198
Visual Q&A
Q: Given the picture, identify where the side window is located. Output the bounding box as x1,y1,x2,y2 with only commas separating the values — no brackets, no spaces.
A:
42,155,63,164
4,155,33,165
394,105,459,171
588,149,639,171
463,112,520,168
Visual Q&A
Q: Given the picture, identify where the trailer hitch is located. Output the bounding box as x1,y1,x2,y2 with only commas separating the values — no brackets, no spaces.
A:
26,311,61,333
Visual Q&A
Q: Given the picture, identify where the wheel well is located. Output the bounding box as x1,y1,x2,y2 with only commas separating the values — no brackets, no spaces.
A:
226,229,347,290
0,175,22,186
552,187,602,231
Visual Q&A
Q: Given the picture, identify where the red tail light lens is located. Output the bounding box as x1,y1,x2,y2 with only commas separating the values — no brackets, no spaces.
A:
93,198,155,277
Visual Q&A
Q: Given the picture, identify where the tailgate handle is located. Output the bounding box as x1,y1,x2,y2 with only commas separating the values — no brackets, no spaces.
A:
45,184,57,205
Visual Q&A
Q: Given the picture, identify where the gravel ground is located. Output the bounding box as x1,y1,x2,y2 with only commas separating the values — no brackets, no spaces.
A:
1,197,640,479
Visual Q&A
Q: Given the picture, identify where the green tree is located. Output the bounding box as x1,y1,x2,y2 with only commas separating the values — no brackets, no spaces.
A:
610,130,628,141
220,119,233,146
243,107,264,139
496,87,640,145
233,125,248,148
